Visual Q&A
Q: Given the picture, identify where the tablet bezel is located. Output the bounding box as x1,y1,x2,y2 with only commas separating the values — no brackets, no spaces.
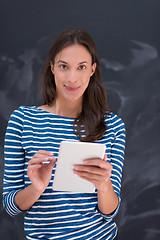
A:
52,141,106,193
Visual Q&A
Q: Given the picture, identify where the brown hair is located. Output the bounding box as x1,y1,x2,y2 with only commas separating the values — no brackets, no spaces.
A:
40,28,110,142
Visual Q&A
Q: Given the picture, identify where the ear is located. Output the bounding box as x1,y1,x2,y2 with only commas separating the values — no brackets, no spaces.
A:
90,63,97,77
50,61,54,74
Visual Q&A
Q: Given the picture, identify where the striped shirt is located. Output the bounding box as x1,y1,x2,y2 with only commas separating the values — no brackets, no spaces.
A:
3,106,126,240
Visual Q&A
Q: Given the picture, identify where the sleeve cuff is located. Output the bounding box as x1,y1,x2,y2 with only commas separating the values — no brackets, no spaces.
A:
97,196,121,221
3,190,25,216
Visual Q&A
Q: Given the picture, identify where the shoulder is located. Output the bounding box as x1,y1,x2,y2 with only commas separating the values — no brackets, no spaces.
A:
9,105,35,117
105,111,126,134
8,105,38,122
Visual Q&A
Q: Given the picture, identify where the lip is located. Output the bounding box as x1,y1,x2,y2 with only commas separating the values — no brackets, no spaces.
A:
64,85,80,92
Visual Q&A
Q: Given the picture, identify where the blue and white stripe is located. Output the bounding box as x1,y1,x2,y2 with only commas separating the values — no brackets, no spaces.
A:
3,106,125,239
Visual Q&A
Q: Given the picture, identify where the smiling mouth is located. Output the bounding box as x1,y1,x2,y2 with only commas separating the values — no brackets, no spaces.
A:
64,85,80,92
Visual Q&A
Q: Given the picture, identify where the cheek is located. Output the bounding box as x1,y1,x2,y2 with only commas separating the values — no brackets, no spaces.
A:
83,73,91,86
80,71,92,82
81,77,90,91
54,72,64,83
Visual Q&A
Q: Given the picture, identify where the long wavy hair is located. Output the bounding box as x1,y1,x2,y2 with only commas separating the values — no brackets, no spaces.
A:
40,28,110,142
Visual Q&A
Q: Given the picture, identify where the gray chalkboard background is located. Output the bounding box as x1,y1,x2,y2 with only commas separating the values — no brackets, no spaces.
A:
0,0,160,239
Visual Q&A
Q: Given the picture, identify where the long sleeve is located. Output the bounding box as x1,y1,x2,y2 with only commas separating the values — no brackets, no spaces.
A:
3,107,25,216
98,114,126,220
2,106,124,239
110,116,126,199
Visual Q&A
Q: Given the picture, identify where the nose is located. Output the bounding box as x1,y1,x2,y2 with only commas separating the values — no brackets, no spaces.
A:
67,70,77,83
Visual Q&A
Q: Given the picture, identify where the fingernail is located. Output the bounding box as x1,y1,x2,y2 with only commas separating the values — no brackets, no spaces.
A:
74,166,79,170
49,152,54,156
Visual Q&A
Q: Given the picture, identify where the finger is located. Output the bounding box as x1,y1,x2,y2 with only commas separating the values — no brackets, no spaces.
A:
45,158,56,171
27,159,56,177
36,150,54,156
103,154,107,161
74,169,110,182
29,150,54,165
79,175,110,186
74,165,108,176
28,164,42,169
28,156,56,166
83,159,112,170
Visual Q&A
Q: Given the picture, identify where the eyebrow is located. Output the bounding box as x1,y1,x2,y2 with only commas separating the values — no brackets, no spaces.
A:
56,60,89,65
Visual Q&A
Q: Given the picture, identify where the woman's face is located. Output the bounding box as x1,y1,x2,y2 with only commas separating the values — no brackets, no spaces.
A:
51,44,96,105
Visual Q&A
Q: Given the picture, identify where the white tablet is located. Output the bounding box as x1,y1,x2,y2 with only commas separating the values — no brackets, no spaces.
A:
52,141,106,193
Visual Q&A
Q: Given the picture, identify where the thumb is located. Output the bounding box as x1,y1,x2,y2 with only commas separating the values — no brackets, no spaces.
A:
46,157,56,171
103,154,107,161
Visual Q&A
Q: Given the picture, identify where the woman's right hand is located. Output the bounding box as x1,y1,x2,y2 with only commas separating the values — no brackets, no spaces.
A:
27,150,56,193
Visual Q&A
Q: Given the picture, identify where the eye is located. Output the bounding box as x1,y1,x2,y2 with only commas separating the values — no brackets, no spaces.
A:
78,65,86,70
60,64,68,70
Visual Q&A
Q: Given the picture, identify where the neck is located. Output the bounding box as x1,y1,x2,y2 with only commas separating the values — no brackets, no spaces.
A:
51,99,82,118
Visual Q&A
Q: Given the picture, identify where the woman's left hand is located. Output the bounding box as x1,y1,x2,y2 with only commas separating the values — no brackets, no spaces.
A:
73,154,112,191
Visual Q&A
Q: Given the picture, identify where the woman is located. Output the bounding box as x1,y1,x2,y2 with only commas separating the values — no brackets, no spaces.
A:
3,28,126,239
